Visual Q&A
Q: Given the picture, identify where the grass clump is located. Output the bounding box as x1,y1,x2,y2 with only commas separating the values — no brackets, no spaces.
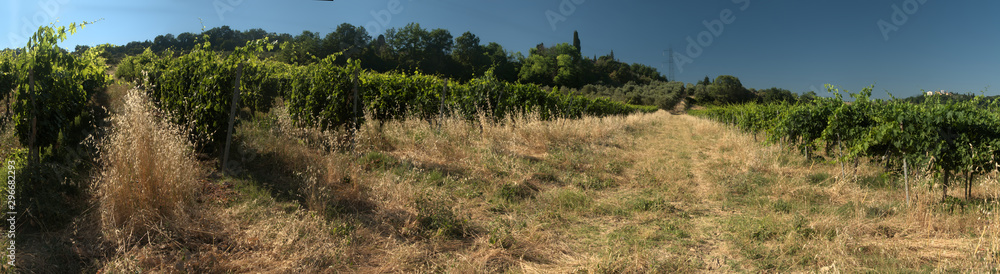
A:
486,218,519,249
95,88,204,244
496,181,538,202
771,199,793,214
724,172,771,197
358,151,398,171
415,195,471,239
864,203,897,219
726,215,789,271
858,172,896,189
720,171,772,207
549,188,592,211
574,175,616,190
806,172,830,185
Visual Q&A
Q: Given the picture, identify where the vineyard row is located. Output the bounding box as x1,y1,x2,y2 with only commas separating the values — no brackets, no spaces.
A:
112,39,657,146
689,86,1000,202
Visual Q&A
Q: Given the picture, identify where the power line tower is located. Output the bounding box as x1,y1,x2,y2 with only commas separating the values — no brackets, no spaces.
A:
667,47,676,82
662,48,676,82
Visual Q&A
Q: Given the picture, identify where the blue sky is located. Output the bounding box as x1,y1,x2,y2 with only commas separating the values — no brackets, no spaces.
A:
3,0,997,98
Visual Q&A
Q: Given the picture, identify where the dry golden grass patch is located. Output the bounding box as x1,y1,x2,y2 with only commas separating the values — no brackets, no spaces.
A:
92,90,352,273
79,95,999,273
349,110,674,272
676,113,998,272
99,79,131,114
95,88,204,245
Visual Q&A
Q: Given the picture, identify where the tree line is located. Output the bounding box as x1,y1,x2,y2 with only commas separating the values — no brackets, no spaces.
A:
71,23,836,110
90,24,666,89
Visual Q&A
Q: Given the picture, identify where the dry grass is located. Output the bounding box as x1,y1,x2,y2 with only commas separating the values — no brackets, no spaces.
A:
672,115,999,272
28,94,998,272
95,88,204,245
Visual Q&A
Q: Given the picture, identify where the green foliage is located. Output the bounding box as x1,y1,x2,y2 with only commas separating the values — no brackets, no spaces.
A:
384,23,455,75
278,30,321,65
114,48,167,83
573,31,581,54
452,31,488,79
321,23,371,61
566,81,687,110
286,63,655,131
0,51,18,106
285,54,361,130
692,86,1000,202
116,33,653,152
0,22,108,230
10,22,109,150
521,42,665,88
756,87,797,104
708,75,754,104
102,24,679,89
518,52,556,86
117,37,284,150
554,53,582,88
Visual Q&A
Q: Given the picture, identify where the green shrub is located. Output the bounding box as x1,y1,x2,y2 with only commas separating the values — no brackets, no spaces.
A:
116,38,282,150
286,65,656,131
1,22,109,230
11,24,109,151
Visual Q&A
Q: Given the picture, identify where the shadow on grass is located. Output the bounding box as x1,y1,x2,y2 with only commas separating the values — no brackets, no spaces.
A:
224,138,378,219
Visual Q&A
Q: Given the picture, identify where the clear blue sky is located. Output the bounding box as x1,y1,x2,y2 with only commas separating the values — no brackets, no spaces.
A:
3,0,997,98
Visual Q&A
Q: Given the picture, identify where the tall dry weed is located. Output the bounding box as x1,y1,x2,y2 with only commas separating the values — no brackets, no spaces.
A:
974,174,1000,270
96,88,204,244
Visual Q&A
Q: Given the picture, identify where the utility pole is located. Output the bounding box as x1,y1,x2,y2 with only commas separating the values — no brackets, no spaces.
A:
667,47,675,82
662,48,676,82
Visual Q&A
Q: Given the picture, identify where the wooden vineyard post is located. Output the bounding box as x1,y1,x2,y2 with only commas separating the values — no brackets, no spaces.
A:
498,89,504,119
805,143,811,160
222,63,243,173
903,157,910,207
853,159,859,182
776,110,782,152
438,79,448,129
838,134,844,180
350,71,359,153
478,88,487,134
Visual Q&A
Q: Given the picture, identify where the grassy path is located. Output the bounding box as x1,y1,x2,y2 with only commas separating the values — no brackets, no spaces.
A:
616,112,995,272
25,102,996,272
194,109,1000,272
